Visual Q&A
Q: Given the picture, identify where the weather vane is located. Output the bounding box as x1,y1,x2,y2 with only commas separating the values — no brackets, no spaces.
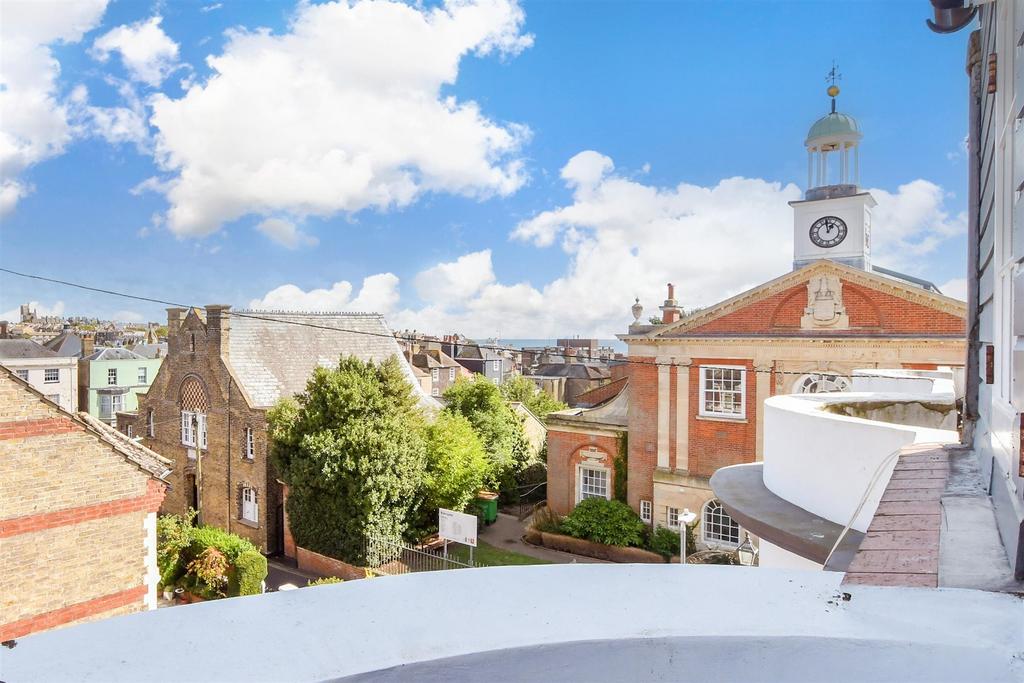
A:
825,61,842,113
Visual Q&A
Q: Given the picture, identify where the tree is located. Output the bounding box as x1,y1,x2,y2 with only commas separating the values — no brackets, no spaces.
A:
268,355,427,563
500,374,567,418
418,412,489,528
442,375,530,492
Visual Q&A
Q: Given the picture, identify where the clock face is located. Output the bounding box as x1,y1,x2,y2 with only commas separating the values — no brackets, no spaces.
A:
809,216,848,248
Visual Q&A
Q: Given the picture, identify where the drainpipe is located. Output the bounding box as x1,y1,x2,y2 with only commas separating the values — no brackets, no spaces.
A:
962,29,982,445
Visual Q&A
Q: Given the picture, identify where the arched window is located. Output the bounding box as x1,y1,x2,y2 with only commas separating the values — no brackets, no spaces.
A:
180,377,209,448
792,373,851,394
702,499,740,546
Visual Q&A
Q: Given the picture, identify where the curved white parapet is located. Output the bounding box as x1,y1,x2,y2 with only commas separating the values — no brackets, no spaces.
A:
851,368,956,396
762,393,956,532
3,565,1022,682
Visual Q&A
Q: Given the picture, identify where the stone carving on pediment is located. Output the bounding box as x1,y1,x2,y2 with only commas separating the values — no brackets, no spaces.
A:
801,274,850,330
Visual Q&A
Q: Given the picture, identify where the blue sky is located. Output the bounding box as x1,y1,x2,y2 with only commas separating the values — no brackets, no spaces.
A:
0,1,970,337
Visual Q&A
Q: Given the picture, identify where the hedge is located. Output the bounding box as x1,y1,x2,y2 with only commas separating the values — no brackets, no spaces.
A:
157,514,268,598
233,550,268,596
560,498,646,547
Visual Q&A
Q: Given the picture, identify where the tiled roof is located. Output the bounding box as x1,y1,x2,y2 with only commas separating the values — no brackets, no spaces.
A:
547,383,628,429
227,310,437,409
574,376,628,408
530,363,611,380
131,343,167,359
77,412,172,481
0,339,58,359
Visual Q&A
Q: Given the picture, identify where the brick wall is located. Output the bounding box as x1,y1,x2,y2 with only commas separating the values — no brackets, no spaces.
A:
687,358,757,478
124,309,281,553
0,372,164,640
546,428,621,516
627,356,658,511
688,279,965,335
296,546,366,581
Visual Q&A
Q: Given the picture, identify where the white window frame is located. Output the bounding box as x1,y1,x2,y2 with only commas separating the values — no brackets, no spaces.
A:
43,368,59,384
241,487,258,523
107,368,118,385
640,500,652,523
698,365,746,419
702,499,741,547
667,507,680,529
126,424,133,439
449,367,455,381
431,387,440,397
576,463,610,503
181,411,207,448
111,393,123,415
492,360,501,372
431,368,439,382
244,427,255,460
15,369,28,381
138,367,147,384
792,372,850,394
46,394,61,407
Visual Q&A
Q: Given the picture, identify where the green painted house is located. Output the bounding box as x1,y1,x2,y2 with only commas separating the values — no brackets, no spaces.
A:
78,348,164,425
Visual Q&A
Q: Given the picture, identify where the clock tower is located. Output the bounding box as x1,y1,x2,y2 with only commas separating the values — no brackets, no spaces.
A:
790,74,875,272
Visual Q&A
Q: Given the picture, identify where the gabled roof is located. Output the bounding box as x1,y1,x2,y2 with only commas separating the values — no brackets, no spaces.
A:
573,376,628,408
0,339,58,359
0,365,170,481
226,310,438,409
625,260,967,341
131,343,167,359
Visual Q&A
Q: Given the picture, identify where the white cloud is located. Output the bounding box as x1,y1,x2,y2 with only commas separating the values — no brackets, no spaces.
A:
0,0,109,215
68,82,149,150
0,300,66,322
248,273,400,314
251,152,967,338
143,0,532,238
255,217,318,249
939,278,967,301
867,180,965,270
414,249,495,302
91,16,181,87
201,3,223,12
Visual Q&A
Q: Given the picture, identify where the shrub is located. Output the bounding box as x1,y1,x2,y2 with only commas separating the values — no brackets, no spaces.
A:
188,525,259,563
648,526,681,559
529,504,562,533
187,547,230,599
560,499,646,547
234,550,268,596
156,511,196,588
307,576,344,586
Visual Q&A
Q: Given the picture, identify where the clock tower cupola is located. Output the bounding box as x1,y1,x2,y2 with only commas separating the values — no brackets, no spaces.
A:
790,66,875,272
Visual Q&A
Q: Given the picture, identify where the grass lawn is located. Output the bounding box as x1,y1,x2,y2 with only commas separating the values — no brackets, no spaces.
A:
448,540,551,567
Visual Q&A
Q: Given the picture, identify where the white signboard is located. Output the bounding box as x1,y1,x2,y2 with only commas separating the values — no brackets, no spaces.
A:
438,508,478,547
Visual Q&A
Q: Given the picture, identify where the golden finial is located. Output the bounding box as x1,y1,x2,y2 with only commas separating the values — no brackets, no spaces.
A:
825,61,842,113
827,84,840,98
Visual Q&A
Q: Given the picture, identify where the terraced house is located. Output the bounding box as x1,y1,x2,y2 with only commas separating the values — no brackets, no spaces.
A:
118,306,435,555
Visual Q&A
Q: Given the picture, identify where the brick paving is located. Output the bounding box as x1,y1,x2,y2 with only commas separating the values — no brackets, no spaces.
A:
843,443,948,589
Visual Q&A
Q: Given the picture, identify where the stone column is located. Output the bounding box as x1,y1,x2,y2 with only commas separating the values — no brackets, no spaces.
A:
674,359,691,472
657,359,671,469
754,361,774,462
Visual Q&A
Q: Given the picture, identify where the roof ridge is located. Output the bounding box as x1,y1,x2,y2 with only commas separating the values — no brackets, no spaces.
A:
232,310,385,317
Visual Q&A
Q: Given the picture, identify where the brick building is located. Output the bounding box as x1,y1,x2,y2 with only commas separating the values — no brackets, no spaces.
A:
0,367,169,641
547,93,968,550
118,306,435,555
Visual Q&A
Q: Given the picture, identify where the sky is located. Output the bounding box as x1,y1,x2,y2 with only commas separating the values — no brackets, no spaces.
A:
0,0,972,337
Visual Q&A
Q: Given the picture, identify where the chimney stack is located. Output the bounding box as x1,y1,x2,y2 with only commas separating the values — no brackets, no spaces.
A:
0,321,8,339
205,305,232,358
660,282,682,324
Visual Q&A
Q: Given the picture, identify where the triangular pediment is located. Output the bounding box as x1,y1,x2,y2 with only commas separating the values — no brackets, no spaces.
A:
638,260,965,339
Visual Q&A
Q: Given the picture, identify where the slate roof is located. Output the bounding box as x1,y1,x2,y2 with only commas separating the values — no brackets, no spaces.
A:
226,310,438,409
547,383,629,429
132,343,168,359
83,347,145,361
529,362,611,380
0,339,58,359
43,332,83,357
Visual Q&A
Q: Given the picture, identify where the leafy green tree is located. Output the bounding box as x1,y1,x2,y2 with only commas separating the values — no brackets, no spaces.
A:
417,412,489,528
269,355,427,562
442,375,531,491
500,374,567,418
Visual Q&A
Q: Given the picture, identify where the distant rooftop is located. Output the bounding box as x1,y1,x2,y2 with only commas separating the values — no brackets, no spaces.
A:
83,347,145,361
0,339,58,359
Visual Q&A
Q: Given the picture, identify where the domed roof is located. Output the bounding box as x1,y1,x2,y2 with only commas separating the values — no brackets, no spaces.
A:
806,111,862,145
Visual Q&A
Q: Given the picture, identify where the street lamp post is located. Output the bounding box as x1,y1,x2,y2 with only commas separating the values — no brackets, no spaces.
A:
678,508,696,566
